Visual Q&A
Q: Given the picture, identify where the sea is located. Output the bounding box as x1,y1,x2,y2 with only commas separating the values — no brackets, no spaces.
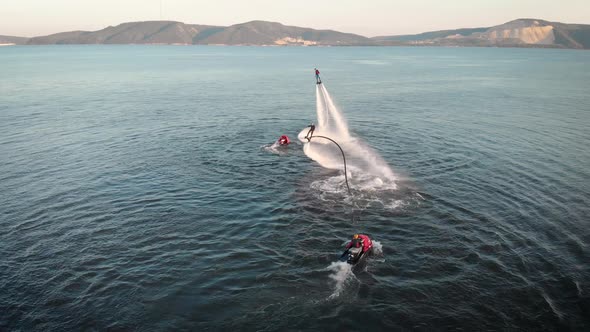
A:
1,45,589,331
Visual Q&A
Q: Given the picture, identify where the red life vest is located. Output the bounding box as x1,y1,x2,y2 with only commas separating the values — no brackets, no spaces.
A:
359,234,372,252
347,234,372,252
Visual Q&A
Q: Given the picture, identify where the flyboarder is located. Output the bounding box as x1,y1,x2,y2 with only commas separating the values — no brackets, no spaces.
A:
305,123,316,141
315,68,321,84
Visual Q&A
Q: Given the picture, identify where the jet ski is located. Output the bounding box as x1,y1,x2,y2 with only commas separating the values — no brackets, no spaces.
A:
339,241,373,265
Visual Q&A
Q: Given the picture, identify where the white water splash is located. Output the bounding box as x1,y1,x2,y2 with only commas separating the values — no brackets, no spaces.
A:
372,240,384,255
326,261,355,299
262,141,288,155
299,84,397,192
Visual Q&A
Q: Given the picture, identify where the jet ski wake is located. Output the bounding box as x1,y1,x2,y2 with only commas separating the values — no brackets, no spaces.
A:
326,235,384,299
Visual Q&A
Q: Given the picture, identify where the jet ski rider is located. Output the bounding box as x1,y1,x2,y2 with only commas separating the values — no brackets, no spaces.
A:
346,234,371,253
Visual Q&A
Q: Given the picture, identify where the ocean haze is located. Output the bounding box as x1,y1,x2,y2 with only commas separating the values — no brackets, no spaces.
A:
0,45,589,330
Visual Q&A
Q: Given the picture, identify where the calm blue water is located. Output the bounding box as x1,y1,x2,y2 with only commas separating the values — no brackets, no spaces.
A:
1,45,589,331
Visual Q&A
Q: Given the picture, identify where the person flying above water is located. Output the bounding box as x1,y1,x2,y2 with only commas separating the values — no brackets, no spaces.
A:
315,68,321,84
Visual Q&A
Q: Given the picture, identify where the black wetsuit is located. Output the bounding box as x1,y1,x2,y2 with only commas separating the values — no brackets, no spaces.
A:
306,124,316,141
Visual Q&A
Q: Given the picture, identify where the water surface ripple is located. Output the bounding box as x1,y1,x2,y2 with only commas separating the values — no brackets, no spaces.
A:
1,46,589,331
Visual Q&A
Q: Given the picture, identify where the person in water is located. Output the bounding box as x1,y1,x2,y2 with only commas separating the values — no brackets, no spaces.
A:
305,124,315,141
346,234,371,253
278,135,290,145
315,68,321,84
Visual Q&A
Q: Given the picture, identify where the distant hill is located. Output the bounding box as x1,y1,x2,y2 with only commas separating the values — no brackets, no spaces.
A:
373,27,489,43
0,35,28,45
28,21,220,45
193,20,373,45
6,18,589,48
28,20,372,46
373,19,590,49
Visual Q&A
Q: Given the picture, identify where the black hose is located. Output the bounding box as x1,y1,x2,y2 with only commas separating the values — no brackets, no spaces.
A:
306,134,352,196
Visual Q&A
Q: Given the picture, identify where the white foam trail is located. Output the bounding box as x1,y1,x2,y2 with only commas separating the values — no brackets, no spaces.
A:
299,84,397,190
326,261,355,299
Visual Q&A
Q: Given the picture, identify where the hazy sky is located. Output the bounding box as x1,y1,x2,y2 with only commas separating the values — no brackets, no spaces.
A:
2,0,589,37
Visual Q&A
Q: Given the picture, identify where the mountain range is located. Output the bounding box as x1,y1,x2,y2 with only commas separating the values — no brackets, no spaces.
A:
2,19,589,49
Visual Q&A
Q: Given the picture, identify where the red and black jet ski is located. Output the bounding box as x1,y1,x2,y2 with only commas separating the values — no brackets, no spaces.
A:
339,236,373,265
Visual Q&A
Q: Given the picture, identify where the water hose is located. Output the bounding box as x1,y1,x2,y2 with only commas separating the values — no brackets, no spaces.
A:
305,133,352,196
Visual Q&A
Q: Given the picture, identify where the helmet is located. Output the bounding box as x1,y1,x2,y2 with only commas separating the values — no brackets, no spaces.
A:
353,234,359,239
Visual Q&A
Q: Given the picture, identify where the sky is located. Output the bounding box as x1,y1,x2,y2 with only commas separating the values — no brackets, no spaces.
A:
2,0,589,37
